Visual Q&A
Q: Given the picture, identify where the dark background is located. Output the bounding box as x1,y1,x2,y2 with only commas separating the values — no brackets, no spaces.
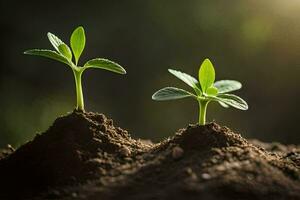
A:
0,0,299,148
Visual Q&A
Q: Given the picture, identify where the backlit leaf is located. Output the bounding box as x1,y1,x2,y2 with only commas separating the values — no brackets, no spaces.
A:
199,58,215,92
219,101,229,108
168,69,199,88
214,80,242,93
213,94,248,110
84,58,126,74
70,26,86,65
152,87,196,101
58,44,72,60
47,32,64,52
24,49,70,65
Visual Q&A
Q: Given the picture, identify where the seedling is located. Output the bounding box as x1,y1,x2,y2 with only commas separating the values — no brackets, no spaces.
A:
152,58,248,125
24,26,126,111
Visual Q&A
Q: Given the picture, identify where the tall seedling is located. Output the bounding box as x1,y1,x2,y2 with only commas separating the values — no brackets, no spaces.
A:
25,26,126,111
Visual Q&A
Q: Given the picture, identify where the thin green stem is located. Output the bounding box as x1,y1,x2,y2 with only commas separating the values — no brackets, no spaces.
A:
198,100,209,125
73,70,84,111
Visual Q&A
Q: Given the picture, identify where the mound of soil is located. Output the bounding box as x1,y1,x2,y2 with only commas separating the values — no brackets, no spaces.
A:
0,112,299,200
0,111,151,199
61,123,299,200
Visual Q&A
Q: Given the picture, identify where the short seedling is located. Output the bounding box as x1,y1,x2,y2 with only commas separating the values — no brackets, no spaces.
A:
24,26,126,111
152,58,248,125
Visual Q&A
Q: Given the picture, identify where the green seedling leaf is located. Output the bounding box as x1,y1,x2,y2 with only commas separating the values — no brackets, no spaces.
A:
48,32,73,61
199,58,215,92
152,87,196,101
215,94,248,110
70,26,86,65
168,69,202,95
168,69,198,88
24,49,70,65
214,80,242,93
206,86,218,96
47,32,64,52
58,44,72,60
84,58,126,74
219,101,229,108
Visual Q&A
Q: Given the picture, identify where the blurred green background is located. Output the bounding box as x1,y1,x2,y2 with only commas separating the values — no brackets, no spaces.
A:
1,0,300,148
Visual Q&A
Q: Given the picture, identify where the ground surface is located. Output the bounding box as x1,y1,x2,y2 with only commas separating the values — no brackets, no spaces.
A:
0,111,299,200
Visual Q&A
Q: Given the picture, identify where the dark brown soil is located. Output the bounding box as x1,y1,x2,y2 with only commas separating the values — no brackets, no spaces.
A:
0,112,299,200
0,111,151,199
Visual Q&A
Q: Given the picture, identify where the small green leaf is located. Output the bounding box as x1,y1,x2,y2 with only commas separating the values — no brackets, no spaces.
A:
168,69,199,88
48,32,72,61
206,86,218,96
152,87,196,101
199,58,215,93
58,44,72,60
24,49,70,65
84,58,126,74
219,101,229,108
47,32,64,52
214,80,242,93
168,69,202,95
70,26,86,65
214,94,248,110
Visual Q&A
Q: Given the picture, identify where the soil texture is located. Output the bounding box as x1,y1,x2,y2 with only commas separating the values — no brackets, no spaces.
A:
0,112,299,200
0,111,151,199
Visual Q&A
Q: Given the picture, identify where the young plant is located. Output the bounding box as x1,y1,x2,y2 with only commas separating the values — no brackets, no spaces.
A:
152,58,248,125
24,26,126,111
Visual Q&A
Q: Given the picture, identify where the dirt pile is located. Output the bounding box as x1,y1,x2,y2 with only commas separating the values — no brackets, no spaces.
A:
60,123,300,200
0,111,151,199
0,114,299,200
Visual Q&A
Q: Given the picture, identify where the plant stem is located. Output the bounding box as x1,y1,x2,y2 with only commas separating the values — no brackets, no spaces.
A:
198,100,209,125
73,70,84,111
